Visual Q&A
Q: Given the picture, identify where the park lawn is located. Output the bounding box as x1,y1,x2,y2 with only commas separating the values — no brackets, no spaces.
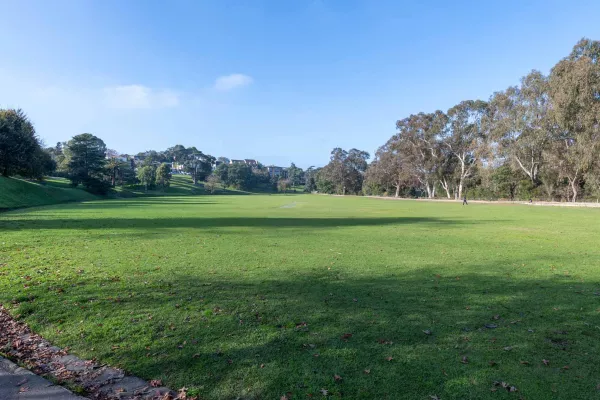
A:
1,195,600,399
112,175,248,198
0,176,98,210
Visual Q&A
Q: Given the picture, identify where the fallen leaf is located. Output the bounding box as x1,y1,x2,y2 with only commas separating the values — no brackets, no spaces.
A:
503,346,513,351
334,374,342,381
430,396,440,400
460,356,469,364
15,378,28,386
320,388,329,396
177,387,188,399
542,359,550,366
341,333,353,340
520,361,530,365
19,386,29,393
386,356,393,361
562,365,570,370
296,322,308,329
492,315,500,320
260,364,265,368
364,369,370,374
423,330,432,335
488,360,497,367
150,379,163,387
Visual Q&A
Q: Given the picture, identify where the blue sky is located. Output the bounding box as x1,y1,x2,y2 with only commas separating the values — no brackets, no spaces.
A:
1,0,599,168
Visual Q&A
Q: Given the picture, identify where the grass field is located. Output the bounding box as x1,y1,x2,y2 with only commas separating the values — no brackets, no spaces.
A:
1,195,600,399
0,176,98,210
0,175,245,211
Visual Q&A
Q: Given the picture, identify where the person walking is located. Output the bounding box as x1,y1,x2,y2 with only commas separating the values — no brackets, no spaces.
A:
462,195,468,206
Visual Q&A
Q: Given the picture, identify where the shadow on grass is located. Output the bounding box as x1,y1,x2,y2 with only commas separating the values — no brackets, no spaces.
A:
8,265,600,399
0,216,478,231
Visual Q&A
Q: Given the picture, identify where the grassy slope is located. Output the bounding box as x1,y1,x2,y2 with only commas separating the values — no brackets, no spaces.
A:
0,175,243,210
1,196,600,399
113,175,249,197
0,176,98,210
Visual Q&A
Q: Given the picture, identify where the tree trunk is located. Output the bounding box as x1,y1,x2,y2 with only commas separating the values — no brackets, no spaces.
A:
458,181,464,200
425,183,434,198
569,178,578,202
394,184,400,198
440,179,451,199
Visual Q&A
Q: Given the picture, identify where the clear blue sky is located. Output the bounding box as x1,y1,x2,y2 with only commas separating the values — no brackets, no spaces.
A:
1,0,599,168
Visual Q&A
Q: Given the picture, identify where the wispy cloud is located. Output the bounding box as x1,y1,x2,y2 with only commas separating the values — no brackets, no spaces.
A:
103,85,180,109
214,74,253,91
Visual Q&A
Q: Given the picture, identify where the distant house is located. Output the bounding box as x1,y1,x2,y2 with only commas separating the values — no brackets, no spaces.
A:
230,159,245,165
106,154,129,163
171,162,186,173
244,159,258,166
267,166,288,179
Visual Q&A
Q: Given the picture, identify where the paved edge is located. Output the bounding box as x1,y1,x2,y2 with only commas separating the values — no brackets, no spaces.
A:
0,356,86,400
0,306,178,400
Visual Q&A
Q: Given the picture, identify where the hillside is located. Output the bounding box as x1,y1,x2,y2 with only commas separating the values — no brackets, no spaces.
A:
113,175,251,197
0,177,98,210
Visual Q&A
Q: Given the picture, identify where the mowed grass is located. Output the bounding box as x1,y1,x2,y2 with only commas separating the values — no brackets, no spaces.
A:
1,196,600,399
0,176,98,210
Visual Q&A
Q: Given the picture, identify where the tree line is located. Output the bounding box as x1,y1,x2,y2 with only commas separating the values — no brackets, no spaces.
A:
0,121,308,194
3,38,598,201
359,38,600,202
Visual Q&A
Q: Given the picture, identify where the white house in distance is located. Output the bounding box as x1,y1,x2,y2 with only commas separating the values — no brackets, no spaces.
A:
171,162,186,173
215,157,288,179
229,159,258,166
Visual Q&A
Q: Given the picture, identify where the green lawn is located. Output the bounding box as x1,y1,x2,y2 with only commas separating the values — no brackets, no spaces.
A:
0,176,98,210
1,195,600,399
112,175,249,198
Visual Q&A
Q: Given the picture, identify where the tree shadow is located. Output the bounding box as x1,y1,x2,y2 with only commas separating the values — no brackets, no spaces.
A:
0,216,479,232
8,263,600,399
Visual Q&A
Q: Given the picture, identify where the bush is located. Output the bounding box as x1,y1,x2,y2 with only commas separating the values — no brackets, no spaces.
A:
82,177,111,195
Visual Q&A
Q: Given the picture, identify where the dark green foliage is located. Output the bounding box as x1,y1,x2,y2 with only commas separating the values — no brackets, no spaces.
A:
156,163,172,190
137,165,156,191
0,109,48,178
287,163,304,186
226,163,253,190
65,133,107,188
316,148,369,194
